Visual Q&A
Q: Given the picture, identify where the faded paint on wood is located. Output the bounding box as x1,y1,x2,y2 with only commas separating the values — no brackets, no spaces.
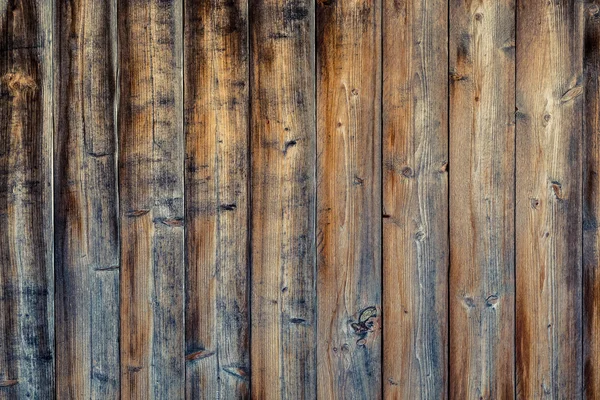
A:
317,0,382,398
382,0,448,397
54,0,120,398
184,0,250,398
449,0,515,398
250,0,317,398
0,0,54,398
516,0,583,397
118,0,185,398
584,1,600,398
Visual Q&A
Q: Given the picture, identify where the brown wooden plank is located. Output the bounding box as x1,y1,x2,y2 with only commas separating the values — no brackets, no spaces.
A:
250,0,316,398
184,0,249,398
316,0,382,398
449,0,515,398
516,0,583,397
54,0,120,397
584,1,600,397
0,0,54,398
382,0,448,397
118,0,185,398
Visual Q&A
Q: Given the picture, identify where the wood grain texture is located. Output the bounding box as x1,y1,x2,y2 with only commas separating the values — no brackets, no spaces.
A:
184,0,249,398
449,0,515,398
250,0,316,398
118,0,184,398
516,0,583,397
584,1,600,398
54,0,120,398
382,0,448,397
316,0,382,398
0,0,54,398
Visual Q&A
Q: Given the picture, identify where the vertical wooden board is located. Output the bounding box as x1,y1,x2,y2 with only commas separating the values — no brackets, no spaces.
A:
118,0,184,398
516,0,583,398
54,0,120,397
316,0,382,398
0,0,54,398
250,0,316,398
584,1,600,398
382,0,448,398
184,0,249,398
449,0,515,398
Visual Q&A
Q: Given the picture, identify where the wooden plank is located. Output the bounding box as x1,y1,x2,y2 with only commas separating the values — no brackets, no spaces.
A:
516,0,583,397
382,0,448,397
54,0,120,397
316,0,381,398
584,1,600,398
449,0,515,398
250,0,316,398
0,0,54,398
184,0,249,398
118,0,184,398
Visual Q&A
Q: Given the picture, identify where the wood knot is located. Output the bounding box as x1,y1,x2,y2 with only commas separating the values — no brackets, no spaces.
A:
530,198,540,209
2,71,37,98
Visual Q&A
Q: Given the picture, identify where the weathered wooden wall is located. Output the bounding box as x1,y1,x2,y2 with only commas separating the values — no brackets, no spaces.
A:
1,0,599,399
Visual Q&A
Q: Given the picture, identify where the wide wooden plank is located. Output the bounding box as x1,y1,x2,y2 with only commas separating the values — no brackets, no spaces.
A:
118,0,185,398
184,0,249,398
382,0,448,397
250,0,316,398
316,0,382,398
516,0,583,397
0,0,54,398
449,0,515,398
584,1,600,397
54,0,120,397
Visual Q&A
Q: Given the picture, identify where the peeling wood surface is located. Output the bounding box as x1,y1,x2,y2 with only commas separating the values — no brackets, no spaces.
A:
1,0,600,398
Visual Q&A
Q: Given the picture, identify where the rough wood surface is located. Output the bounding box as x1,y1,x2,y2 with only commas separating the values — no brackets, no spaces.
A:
584,1,600,398
449,0,515,398
118,0,185,398
516,0,583,397
250,0,317,398
0,0,54,398
54,0,120,398
317,0,382,398
184,0,250,398
382,0,448,397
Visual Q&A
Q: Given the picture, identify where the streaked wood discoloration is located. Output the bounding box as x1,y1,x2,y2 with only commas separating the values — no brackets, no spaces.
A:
184,0,250,398
516,0,583,397
317,0,382,397
118,0,185,398
449,0,516,398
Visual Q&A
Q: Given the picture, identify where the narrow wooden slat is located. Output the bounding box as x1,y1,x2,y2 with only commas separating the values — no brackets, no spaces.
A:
584,1,600,397
316,0,381,397
184,0,249,398
382,0,448,397
516,0,583,397
118,0,184,398
0,0,54,398
449,0,515,398
250,0,316,397
54,0,120,397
